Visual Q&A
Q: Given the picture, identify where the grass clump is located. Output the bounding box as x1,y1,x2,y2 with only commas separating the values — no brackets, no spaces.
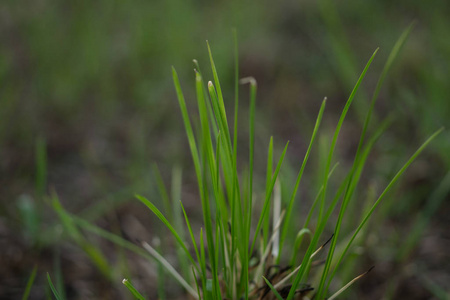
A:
133,29,443,300
44,28,442,299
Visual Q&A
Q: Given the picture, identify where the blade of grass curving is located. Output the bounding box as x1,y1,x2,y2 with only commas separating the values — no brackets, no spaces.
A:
289,228,312,265
22,265,38,300
327,127,444,290
46,273,63,300
122,279,146,300
278,97,326,263
287,49,378,300
136,195,197,267
262,277,284,300
250,141,289,256
142,241,198,299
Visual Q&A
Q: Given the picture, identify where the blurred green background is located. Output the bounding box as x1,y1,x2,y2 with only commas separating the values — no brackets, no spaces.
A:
1,0,449,299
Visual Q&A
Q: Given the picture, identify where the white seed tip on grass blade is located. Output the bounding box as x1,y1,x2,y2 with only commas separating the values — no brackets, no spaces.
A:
208,81,213,88
122,279,128,284
239,77,257,86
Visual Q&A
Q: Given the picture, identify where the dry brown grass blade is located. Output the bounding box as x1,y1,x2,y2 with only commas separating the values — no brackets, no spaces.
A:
327,266,374,300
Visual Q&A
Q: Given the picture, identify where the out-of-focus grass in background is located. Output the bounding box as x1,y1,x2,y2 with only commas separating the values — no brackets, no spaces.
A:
1,0,449,299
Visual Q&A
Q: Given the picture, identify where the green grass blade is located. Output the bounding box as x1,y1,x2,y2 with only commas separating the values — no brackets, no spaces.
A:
207,41,231,147
136,195,197,268
287,48,378,300
171,167,190,280
67,213,199,296
46,273,63,300
172,67,203,192
155,239,166,300
317,117,392,297
152,164,172,220
70,215,153,260
240,77,257,254
191,267,202,300
398,170,450,260
418,272,450,300
51,193,111,280
250,141,289,256
199,229,208,299
22,265,38,300
278,97,326,262
317,48,378,226
288,162,340,266
232,28,239,173
142,241,198,299
262,277,284,300
180,201,202,271
327,267,374,300
193,59,219,136
263,137,274,247
122,278,146,300
372,23,414,110
327,127,444,290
